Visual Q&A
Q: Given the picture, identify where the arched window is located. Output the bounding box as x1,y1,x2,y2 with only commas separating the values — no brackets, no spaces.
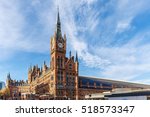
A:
51,57,54,69
69,64,72,69
57,56,60,68
51,76,53,80
60,57,63,67
57,56,63,68
57,70,63,87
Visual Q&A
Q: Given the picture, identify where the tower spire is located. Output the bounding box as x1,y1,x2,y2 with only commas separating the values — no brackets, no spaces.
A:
57,7,60,24
56,7,62,39
7,72,11,80
75,51,78,62
69,51,71,58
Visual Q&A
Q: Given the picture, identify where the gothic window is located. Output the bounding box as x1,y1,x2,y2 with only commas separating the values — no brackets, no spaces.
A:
51,83,53,88
69,64,72,69
70,90,73,96
59,57,61,68
57,70,63,87
66,77,68,86
60,57,63,67
69,77,72,85
57,56,60,68
51,57,54,69
51,76,54,80
57,56,63,68
72,77,75,86
66,73,69,86
57,71,61,81
58,90,63,96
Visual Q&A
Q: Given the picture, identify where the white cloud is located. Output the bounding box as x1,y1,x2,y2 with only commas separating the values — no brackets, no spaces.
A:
0,0,55,61
0,1,24,60
115,0,150,33
91,31,150,82
0,1,23,48
116,19,131,33
95,0,150,46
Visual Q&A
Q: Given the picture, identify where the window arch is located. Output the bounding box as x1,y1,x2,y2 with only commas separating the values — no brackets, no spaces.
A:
57,56,63,68
69,64,72,69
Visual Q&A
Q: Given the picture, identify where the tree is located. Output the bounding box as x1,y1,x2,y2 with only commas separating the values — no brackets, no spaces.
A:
4,88,10,98
0,91,3,99
0,88,10,99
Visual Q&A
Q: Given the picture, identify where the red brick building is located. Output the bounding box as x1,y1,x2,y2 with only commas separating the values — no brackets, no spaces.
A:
5,11,150,100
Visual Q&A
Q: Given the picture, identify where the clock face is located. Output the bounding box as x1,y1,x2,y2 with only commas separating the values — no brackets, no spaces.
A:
58,43,63,48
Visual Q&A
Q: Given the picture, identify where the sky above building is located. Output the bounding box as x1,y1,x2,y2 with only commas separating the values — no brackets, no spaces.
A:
0,0,150,84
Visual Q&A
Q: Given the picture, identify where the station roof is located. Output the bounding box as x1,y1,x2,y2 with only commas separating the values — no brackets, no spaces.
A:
79,76,150,89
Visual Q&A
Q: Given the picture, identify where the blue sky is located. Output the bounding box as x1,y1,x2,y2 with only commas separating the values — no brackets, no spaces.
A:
0,0,150,84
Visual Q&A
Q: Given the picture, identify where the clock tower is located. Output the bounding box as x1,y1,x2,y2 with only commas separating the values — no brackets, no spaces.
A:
50,10,67,98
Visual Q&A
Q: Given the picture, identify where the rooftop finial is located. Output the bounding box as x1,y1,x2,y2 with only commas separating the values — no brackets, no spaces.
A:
69,51,71,58
57,6,60,23
28,64,32,72
7,72,11,80
75,51,78,62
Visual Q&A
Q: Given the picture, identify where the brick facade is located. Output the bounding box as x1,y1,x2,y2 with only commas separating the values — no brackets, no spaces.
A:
4,11,150,100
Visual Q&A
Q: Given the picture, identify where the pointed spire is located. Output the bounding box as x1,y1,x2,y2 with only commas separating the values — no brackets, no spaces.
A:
7,72,11,80
43,61,47,71
75,51,78,62
41,66,43,72
30,65,32,69
57,7,60,24
28,65,32,72
69,51,71,58
56,6,62,39
44,61,46,65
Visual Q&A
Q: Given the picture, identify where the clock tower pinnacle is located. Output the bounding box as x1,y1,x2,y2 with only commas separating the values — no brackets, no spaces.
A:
56,7,62,40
